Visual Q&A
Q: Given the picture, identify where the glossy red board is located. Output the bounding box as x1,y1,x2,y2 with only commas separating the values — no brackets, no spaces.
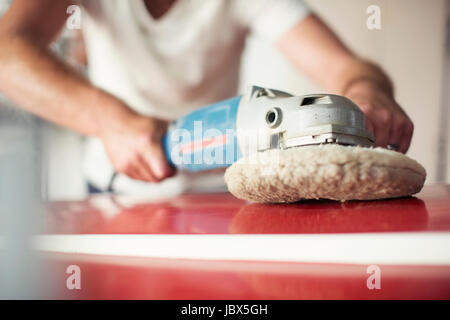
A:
42,184,450,299
45,185,450,235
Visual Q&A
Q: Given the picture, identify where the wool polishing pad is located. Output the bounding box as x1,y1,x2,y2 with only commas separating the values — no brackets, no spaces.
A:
224,144,426,203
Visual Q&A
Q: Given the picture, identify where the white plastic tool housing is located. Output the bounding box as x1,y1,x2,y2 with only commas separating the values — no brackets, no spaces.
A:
236,86,374,157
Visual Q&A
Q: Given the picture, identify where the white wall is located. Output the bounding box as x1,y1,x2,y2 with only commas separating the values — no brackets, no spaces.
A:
240,0,448,184
40,123,86,200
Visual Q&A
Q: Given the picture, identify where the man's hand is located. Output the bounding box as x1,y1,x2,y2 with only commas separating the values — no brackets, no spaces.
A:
99,110,175,182
344,81,413,153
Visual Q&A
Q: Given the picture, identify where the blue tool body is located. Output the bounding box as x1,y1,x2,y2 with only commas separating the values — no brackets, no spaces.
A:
163,96,243,171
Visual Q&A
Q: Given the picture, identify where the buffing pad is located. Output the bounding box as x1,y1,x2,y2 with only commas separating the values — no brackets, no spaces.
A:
224,144,426,203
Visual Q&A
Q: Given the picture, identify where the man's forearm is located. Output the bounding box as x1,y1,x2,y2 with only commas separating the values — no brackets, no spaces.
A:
0,34,135,137
334,58,394,98
277,15,394,98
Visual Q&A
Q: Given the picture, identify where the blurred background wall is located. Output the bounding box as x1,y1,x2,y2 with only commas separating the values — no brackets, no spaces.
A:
0,0,449,200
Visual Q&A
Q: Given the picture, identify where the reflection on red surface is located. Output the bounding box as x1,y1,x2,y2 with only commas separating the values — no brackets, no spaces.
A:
48,254,450,300
44,185,450,235
231,198,429,234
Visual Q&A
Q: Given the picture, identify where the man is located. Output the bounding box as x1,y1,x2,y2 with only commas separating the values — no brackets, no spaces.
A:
0,0,413,195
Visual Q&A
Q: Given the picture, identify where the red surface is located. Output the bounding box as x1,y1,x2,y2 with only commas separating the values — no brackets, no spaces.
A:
43,184,450,299
45,184,450,235
47,255,450,300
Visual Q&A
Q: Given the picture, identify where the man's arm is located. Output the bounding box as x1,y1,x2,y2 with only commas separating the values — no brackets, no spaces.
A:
0,0,173,182
277,14,413,153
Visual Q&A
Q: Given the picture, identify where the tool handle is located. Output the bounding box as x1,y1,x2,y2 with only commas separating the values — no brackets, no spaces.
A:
163,96,243,171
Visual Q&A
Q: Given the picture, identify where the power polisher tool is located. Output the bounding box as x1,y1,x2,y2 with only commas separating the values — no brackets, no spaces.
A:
163,86,426,203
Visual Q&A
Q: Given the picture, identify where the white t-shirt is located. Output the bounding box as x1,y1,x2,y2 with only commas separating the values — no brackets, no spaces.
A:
79,0,310,196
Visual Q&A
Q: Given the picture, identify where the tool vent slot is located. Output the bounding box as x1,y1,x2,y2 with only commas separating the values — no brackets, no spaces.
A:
301,95,332,106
